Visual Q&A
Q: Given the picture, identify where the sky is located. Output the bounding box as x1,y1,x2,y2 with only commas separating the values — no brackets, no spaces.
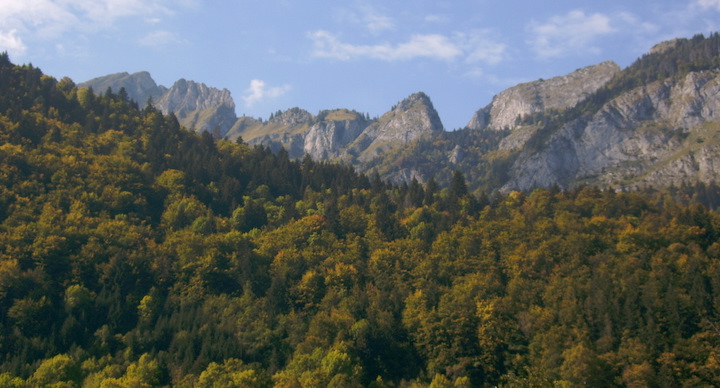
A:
1,1,720,130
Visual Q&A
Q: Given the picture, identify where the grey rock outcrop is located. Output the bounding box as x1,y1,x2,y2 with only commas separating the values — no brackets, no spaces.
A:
80,72,237,137
269,107,314,127
304,110,369,160
351,92,444,161
467,61,620,131
79,71,166,106
226,108,315,158
155,79,236,136
449,145,464,164
155,79,234,117
501,68,720,192
226,92,443,165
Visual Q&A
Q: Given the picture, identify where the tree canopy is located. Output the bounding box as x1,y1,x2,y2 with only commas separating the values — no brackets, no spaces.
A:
0,53,718,387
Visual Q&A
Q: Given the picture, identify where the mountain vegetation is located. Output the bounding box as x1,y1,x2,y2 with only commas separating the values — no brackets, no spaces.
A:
1,36,720,387
371,33,720,194
81,34,720,197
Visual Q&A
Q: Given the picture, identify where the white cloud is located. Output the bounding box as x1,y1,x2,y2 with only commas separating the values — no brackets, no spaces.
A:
697,0,720,11
242,79,291,107
309,30,507,65
310,30,469,62
458,31,507,65
615,12,658,34
0,0,179,57
361,6,394,33
334,4,394,34
58,0,172,27
527,10,616,59
0,30,27,57
0,0,76,39
424,14,449,24
139,30,185,47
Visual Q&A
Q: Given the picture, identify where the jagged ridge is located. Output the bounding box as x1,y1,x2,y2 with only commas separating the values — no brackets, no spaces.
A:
80,33,720,194
80,73,237,136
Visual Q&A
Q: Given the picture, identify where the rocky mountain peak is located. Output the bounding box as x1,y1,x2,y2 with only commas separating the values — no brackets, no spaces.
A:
304,109,370,160
649,38,683,55
82,72,238,137
395,91,434,112
467,61,620,131
317,109,368,123
386,92,444,131
157,79,235,114
79,71,165,106
269,107,314,126
349,91,444,161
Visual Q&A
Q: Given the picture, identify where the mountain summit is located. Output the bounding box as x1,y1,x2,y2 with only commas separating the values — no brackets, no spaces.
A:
222,91,444,163
466,61,620,131
81,34,720,195
80,73,237,137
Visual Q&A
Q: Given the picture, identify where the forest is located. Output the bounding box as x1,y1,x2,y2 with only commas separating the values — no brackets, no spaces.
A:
0,52,718,387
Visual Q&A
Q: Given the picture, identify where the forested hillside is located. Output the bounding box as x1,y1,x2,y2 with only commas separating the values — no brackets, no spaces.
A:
0,54,719,387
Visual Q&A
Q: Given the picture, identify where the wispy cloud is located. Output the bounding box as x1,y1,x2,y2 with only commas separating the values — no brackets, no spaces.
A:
685,0,720,32
458,31,507,65
697,0,720,11
242,79,291,107
0,30,27,57
309,30,505,64
361,6,394,33
424,14,449,24
139,30,185,47
309,31,461,61
0,0,179,57
59,0,172,27
334,4,394,34
527,10,615,59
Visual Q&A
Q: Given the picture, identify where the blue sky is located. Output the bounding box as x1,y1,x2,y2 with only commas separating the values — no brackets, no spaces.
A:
1,1,719,130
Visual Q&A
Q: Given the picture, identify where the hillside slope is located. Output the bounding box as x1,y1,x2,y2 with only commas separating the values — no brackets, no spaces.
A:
1,52,720,387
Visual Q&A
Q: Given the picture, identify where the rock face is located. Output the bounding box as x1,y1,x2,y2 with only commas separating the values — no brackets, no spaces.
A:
78,72,166,106
227,92,444,163
79,35,720,194
80,73,237,137
155,79,237,136
225,108,315,158
304,110,369,160
467,61,620,131
155,79,234,117
501,68,720,192
270,107,314,127
349,92,444,161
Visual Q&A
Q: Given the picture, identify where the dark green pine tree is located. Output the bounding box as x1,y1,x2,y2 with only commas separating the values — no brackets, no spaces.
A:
450,170,468,197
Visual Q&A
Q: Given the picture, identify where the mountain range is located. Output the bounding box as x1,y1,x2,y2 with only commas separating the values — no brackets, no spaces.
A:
80,33,720,194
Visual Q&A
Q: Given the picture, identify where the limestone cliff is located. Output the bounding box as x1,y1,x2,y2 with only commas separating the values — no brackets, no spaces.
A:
304,110,369,160
156,79,233,115
501,68,720,192
349,92,444,161
78,35,720,194
467,61,620,131
80,73,237,137
226,92,442,164
225,108,315,158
